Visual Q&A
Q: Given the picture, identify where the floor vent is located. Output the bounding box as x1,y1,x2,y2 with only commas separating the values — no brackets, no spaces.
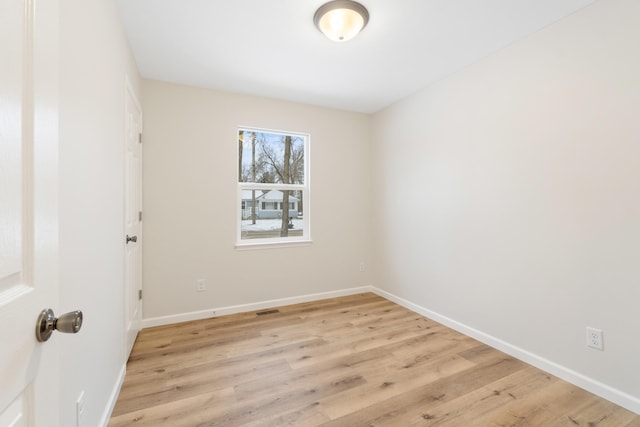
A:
256,309,280,316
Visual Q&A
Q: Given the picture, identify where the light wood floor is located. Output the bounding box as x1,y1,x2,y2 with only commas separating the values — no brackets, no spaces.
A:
109,293,640,426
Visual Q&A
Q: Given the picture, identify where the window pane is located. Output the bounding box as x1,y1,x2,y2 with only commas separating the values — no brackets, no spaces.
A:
240,189,304,240
238,129,305,184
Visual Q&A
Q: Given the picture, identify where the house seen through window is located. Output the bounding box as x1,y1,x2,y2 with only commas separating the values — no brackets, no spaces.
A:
237,127,309,245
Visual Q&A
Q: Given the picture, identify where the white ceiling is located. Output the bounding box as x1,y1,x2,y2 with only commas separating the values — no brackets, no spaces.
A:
116,0,595,113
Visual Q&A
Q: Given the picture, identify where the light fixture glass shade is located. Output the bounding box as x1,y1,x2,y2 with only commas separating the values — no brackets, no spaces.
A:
314,1,369,42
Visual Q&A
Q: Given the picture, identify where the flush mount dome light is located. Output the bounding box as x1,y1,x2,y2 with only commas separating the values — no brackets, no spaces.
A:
314,0,369,42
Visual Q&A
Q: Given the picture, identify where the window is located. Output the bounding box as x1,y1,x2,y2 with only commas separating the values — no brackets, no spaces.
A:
237,127,310,246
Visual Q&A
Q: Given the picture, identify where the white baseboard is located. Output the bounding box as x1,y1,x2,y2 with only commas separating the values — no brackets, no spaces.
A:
99,363,126,427
370,287,640,415
142,286,374,329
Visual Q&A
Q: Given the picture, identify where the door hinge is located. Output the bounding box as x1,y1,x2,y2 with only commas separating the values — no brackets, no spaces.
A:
138,133,142,143
138,289,142,300
138,211,143,221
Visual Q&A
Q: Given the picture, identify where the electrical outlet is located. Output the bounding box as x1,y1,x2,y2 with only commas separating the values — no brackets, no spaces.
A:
586,327,603,350
76,391,85,427
196,279,206,292
359,262,365,272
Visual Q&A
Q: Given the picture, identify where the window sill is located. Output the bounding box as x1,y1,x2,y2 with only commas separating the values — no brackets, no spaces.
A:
235,239,313,251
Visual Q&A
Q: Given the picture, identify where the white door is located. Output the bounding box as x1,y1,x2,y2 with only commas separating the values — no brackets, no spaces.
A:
124,81,143,358
0,0,60,425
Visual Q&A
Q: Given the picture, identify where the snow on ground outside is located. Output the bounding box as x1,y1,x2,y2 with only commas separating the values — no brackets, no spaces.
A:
241,219,304,231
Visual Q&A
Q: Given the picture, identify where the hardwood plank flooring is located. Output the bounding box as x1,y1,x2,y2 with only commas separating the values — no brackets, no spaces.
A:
109,293,640,426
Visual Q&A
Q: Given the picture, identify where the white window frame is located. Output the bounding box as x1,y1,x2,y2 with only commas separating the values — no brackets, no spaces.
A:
236,126,311,249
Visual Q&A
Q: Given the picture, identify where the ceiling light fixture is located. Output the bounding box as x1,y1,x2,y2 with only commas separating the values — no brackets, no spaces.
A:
314,0,369,42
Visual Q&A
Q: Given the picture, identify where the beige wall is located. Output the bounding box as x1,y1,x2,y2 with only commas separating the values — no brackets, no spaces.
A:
59,0,141,425
372,0,640,411
141,80,372,320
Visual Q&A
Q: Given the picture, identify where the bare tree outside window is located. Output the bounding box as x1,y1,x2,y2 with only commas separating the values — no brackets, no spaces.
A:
237,128,309,244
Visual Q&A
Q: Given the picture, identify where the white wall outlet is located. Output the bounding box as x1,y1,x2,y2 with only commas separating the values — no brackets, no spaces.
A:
586,327,604,350
359,262,365,272
76,391,85,427
196,279,206,292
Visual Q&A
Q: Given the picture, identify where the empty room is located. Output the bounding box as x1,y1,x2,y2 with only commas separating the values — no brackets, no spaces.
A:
1,0,639,426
